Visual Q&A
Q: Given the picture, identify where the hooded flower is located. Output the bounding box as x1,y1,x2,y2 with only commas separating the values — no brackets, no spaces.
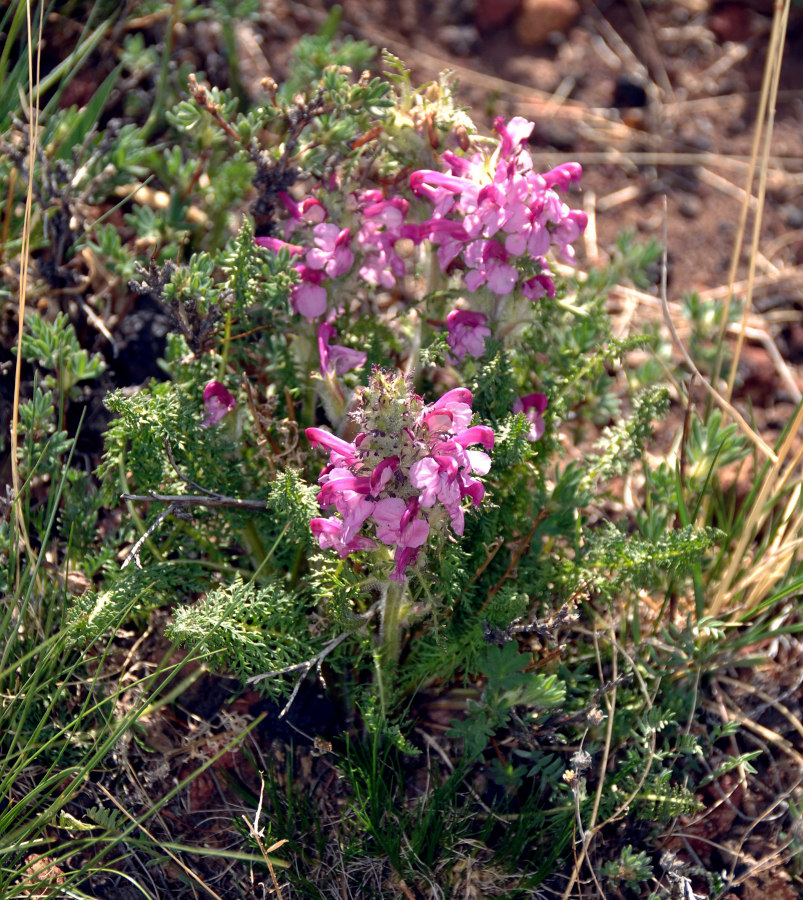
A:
318,322,367,377
446,308,491,361
200,381,236,429
513,392,548,442
410,116,587,304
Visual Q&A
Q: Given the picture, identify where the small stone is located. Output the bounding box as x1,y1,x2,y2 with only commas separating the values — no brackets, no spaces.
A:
438,24,480,56
612,75,648,109
708,3,755,42
678,193,703,219
780,203,803,230
474,0,522,30
515,0,581,47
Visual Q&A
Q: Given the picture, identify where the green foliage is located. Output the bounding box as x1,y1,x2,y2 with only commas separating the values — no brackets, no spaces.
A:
20,312,106,396
600,844,654,891
613,775,703,823
279,9,378,102
448,642,566,760
584,523,722,594
584,386,670,485
167,577,318,697
684,407,750,488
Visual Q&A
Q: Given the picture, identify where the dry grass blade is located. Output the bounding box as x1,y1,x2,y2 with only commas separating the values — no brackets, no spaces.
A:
97,785,228,900
724,0,793,402
710,399,803,616
10,0,45,584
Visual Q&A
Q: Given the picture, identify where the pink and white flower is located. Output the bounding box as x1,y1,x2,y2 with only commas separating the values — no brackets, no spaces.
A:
318,322,367,378
446,308,491,361
200,381,236,429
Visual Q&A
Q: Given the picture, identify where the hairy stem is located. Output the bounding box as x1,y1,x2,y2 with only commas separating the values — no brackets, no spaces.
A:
379,578,408,669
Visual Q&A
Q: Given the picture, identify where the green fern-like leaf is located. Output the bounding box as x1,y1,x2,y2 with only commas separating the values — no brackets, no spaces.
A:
167,576,319,697
584,523,722,592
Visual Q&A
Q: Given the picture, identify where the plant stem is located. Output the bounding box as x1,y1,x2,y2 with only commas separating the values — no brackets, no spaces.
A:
142,0,181,140
379,578,407,669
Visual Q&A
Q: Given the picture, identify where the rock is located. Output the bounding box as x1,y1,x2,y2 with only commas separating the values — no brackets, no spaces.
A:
474,0,522,31
780,203,803,229
708,3,755,42
438,24,481,56
515,0,580,47
612,75,648,109
678,193,703,219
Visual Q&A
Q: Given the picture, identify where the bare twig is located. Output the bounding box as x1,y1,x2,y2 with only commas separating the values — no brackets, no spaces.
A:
122,491,270,511
121,502,181,570
247,601,382,719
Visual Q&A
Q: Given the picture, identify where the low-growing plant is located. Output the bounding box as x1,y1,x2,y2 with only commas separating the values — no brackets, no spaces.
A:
4,5,803,898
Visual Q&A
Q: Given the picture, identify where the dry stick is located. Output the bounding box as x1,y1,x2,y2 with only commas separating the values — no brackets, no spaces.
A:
739,482,803,600
560,625,622,900
242,784,288,900
122,491,271,511
525,150,803,175
657,199,777,464
609,283,803,402
726,0,792,401
120,501,181,570
0,167,17,264
247,601,381,721
120,440,271,567
709,0,787,402
717,674,803,743
711,41,772,398
701,699,803,769
703,694,803,890
625,0,674,99
415,728,514,824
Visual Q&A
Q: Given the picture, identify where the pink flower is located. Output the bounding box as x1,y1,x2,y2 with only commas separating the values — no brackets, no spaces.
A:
494,116,535,157
410,118,586,301
200,381,236,429
521,268,556,302
310,518,376,558
463,240,518,296
513,392,548,441
446,308,491,361
291,266,327,320
306,224,354,277
318,322,367,378
280,193,327,236
254,236,305,256
306,426,359,462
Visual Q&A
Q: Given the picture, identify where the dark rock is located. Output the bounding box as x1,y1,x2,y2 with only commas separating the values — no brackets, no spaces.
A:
474,0,522,31
612,75,648,109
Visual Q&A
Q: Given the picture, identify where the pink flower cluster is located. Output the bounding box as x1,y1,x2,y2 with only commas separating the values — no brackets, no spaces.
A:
253,119,586,369
255,191,422,321
413,117,586,362
411,117,587,305
306,371,494,581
